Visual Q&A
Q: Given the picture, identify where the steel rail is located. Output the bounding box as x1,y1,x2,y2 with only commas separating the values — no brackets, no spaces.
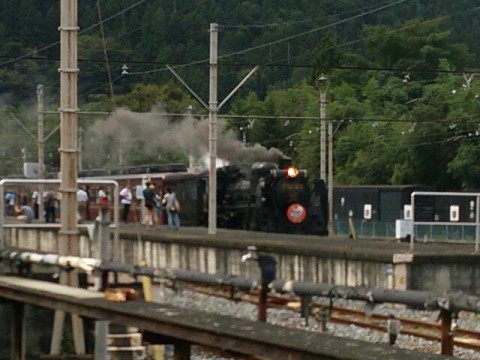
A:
185,283,480,351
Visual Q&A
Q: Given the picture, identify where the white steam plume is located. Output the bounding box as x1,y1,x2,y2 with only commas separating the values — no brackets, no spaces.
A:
82,107,284,170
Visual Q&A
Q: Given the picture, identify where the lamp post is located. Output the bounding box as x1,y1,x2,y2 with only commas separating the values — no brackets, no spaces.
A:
315,75,334,235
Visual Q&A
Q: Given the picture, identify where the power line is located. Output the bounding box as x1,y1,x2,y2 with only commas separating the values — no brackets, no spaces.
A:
128,0,406,76
127,3,480,77
0,0,149,68
323,5,480,54
220,0,393,28
218,0,408,60
3,54,480,76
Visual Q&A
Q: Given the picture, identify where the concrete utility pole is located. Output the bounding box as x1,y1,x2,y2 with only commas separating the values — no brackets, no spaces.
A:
315,75,333,234
166,23,258,235
328,110,334,235
78,126,83,171
37,85,45,219
37,85,45,179
208,23,218,235
59,0,79,258
316,75,327,182
51,0,85,355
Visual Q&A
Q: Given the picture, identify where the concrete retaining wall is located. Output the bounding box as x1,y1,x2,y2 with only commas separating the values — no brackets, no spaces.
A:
4,227,480,294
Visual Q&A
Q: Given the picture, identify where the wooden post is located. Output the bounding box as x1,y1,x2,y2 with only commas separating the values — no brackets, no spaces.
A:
11,302,25,360
301,296,311,327
440,309,454,356
257,284,268,322
141,260,165,360
94,212,111,359
173,341,191,360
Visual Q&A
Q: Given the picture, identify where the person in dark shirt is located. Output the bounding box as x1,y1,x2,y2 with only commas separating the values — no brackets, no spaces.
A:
44,191,56,223
142,182,157,226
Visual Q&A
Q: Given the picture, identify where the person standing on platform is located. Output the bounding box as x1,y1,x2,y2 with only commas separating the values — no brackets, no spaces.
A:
142,182,157,226
163,187,180,230
76,187,89,222
4,192,15,216
44,191,56,223
31,190,42,219
97,186,109,217
119,185,132,222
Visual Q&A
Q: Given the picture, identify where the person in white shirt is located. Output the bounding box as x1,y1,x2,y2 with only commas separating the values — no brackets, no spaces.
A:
77,187,89,222
119,185,133,222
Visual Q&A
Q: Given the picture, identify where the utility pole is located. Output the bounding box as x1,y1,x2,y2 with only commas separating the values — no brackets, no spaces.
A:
208,23,218,235
78,126,83,171
37,85,45,220
186,105,194,170
59,0,79,263
328,113,334,235
316,75,327,182
166,23,258,235
315,75,333,235
51,0,85,355
37,85,45,179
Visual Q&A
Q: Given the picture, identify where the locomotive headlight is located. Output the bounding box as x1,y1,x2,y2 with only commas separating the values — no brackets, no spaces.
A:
286,166,299,178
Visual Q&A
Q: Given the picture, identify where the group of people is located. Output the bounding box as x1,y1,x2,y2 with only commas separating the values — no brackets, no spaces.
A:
138,182,180,230
5,184,181,230
93,182,180,230
3,190,58,223
77,186,109,222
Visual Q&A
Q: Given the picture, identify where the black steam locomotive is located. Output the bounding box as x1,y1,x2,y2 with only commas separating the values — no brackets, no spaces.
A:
215,161,328,235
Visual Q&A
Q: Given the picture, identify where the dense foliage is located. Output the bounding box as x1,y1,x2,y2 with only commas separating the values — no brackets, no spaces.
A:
1,0,480,190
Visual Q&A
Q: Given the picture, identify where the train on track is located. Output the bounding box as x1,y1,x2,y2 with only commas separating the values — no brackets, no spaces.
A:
77,162,445,238
78,160,330,235
3,162,444,238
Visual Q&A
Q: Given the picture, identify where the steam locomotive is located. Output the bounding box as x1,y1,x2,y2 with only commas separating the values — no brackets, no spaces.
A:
215,162,328,235
78,161,329,235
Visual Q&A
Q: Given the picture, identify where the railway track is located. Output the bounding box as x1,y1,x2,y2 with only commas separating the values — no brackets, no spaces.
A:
324,306,480,351
182,283,480,352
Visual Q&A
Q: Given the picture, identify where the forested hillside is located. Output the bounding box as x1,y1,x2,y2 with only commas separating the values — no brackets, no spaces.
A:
0,0,480,190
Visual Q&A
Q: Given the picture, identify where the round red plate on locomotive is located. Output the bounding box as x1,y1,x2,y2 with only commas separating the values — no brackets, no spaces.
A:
286,203,307,223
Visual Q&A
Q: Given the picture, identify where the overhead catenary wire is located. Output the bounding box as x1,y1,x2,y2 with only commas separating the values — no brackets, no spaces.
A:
220,0,395,28
321,5,480,58
125,3,480,77
0,0,149,68
128,0,407,76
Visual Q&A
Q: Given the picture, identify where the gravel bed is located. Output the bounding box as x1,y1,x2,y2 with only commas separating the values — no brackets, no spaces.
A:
152,287,480,360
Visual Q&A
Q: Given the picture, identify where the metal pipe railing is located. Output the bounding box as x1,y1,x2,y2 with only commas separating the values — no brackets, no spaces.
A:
2,248,479,314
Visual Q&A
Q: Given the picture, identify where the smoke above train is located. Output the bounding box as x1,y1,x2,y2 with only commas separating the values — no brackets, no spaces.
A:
82,107,284,171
